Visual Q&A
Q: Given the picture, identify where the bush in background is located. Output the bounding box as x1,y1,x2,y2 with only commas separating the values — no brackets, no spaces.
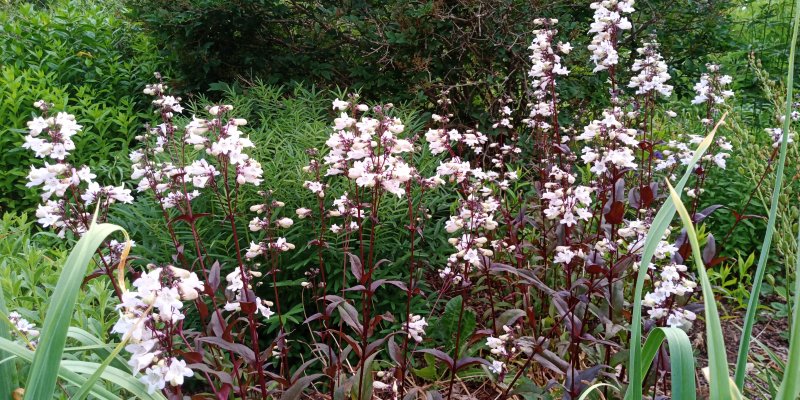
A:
0,0,169,212
125,0,739,113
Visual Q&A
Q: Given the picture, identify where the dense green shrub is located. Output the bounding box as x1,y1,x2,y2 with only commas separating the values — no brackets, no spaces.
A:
0,0,168,212
125,0,739,112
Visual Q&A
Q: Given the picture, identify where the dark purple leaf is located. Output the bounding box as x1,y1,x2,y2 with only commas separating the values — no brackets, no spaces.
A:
370,279,408,293
388,338,403,365
209,311,225,337
415,349,454,369
208,261,220,292
197,336,256,364
338,303,364,334
703,233,716,265
291,359,320,384
348,253,363,283
641,184,655,208
303,312,324,325
280,374,323,400
628,187,641,209
614,177,625,201
605,201,625,224
454,356,490,371
693,204,723,223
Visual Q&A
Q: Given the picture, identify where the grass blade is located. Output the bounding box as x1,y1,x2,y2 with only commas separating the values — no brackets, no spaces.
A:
627,118,724,399
0,336,120,400
639,327,696,400
668,181,731,399
67,327,129,372
775,200,800,399
63,361,167,400
72,306,152,400
0,263,15,399
735,0,800,389
23,222,126,400
578,383,619,400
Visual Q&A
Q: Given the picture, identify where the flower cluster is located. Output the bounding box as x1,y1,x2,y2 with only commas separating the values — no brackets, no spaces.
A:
321,97,415,197
8,311,39,342
23,101,133,237
656,134,732,178
766,127,796,148
691,63,734,111
578,108,639,176
131,89,263,213
223,267,275,318
523,19,571,133
485,325,522,376
425,119,488,156
406,314,428,343
588,0,635,72
628,40,673,97
541,167,593,227
112,266,203,393
642,263,698,330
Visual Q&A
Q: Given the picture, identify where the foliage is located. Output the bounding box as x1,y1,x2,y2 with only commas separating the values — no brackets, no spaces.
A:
4,0,800,399
0,0,168,212
124,0,739,110
0,213,147,398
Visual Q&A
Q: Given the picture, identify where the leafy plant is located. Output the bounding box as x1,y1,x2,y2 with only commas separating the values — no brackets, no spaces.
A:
0,216,162,399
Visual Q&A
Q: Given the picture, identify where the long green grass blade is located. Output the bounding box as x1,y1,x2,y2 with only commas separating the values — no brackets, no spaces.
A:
775,206,800,399
0,264,15,400
0,336,120,400
578,383,619,400
668,182,731,399
23,222,126,400
639,327,696,400
67,327,129,372
627,122,722,399
73,306,152,400
735,0,800,389
63,361,167,400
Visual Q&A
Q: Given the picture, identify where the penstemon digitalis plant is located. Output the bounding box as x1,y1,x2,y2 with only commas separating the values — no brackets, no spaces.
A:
10,0,783,398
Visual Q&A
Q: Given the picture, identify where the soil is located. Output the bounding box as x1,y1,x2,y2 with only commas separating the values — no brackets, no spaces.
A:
691,296,790,399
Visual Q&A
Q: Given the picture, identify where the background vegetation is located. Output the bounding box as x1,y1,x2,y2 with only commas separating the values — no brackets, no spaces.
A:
2,0,800,398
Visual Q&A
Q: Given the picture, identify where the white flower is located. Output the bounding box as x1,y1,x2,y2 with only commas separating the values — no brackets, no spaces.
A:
489,360,505,374
164,358,194,387
332,98,349,111
628,40,672,97
276,217,294,228
141,364,167,394
296,207,312,219
407,314,428,343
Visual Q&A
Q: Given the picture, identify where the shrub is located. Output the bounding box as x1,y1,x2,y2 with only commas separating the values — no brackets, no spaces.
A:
0,0,168,212
125,0,739,110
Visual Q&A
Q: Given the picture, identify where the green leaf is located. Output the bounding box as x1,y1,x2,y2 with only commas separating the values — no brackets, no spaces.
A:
412,353,439,381
626,125,720,400
0,336,119,400
351,353,376,400
668,181,731,399
776,155,800,399
735,0,800,389
23,222,126,400
433,295,475,355
0,263,15,400
637,328,696,400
